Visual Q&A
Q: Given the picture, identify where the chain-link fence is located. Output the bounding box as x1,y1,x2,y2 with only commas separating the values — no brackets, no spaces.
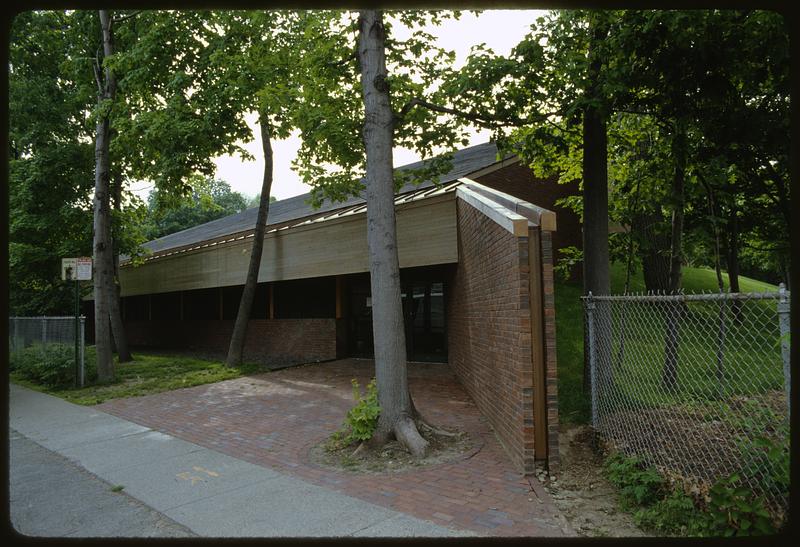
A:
583,285,790,520
9,316,87,386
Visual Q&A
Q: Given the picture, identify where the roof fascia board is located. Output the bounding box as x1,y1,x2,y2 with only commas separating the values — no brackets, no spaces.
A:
456,186,529,237
459,177,557,232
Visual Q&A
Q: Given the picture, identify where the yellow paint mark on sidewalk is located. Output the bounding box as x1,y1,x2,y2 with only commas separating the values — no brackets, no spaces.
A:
176,471,204,485
193,466,220,477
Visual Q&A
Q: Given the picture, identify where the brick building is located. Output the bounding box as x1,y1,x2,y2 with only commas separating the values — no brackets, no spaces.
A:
102,142,581,474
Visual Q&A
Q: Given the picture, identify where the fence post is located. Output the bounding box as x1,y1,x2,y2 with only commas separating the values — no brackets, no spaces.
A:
41,317,47,356
79,316,86,387
586,292,598,429
777,283,790,414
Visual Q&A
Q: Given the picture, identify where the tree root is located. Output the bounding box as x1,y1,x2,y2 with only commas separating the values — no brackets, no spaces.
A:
418,420,460,438
394,414,430,458
351,442,366,458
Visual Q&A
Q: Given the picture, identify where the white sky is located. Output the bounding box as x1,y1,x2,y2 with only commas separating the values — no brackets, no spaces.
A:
129,10,546,202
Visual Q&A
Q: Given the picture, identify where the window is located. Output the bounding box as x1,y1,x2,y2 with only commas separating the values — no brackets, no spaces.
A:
183,288,219,320
124,295,149,321
274,277,335,319
221,283,269,319
151,291,181,320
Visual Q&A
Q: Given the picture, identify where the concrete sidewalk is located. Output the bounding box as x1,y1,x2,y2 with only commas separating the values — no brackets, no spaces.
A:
9,384,475,538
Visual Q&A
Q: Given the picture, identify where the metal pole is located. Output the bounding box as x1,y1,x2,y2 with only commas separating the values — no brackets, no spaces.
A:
41,317,47,356
79,316,86,387
587,292,598,429
75,279,80,387
777,283,790,415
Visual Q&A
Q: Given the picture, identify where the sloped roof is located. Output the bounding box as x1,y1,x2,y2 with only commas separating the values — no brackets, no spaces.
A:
136,141,504,258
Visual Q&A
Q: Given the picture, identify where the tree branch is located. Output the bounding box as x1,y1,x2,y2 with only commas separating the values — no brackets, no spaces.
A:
92,56,104,95
112,10,142,25
395,97,560,130
328,50,357,69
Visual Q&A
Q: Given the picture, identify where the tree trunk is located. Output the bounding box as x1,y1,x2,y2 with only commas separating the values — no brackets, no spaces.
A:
358,9,428,458
724,205,743,320
726,207,741,293
225,114,274,367
662,118,687,391
93,9,117,383
667,119,687,294
109,170,132,362
634,210,672,292
582,13,612,394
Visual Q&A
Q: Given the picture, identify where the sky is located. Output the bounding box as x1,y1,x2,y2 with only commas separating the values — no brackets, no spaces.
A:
129,10,546,202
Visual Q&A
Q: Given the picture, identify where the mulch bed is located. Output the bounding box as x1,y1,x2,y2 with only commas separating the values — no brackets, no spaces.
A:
309,426,480,475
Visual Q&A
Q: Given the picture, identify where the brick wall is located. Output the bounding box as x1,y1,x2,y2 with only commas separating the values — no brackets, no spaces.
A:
123,318,337,366
475,163,582,270
447,199,537,473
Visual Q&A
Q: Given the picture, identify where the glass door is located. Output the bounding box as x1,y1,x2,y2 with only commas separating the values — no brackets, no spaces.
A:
406,281,446,362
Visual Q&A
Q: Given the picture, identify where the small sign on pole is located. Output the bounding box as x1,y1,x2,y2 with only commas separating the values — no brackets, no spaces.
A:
62,256,91,387
62,257,92,281
62,258,77,281
76,257,92,280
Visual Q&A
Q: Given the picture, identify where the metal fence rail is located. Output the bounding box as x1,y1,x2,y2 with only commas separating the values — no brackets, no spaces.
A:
583,285,790,518
9,316,86,386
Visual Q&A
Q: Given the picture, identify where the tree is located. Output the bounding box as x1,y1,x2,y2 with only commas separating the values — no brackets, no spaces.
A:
435,10,619,392
292,10,466,455
357,9,429,456
145,177,248,240
103,9,264,370
246,193,277,209
172,11,308,367
9,11,96,316
91,9,118,381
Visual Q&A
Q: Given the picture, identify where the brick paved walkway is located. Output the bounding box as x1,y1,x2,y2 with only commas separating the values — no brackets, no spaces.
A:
97,359,573,537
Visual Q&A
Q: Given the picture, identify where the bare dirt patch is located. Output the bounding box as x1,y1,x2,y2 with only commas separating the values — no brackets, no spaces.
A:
538,425,648,537
309,426,480,474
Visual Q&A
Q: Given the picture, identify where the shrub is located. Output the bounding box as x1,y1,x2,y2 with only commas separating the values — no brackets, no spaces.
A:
604,451,665,508
700,474,776,536
603,449,780,536
634,489,707,536
739,434,790,498
344,378,380,443
10,343,97,388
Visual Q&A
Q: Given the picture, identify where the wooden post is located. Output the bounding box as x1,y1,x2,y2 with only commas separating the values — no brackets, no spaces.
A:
269,283,275,319
336,276,344,319
528,226,548,462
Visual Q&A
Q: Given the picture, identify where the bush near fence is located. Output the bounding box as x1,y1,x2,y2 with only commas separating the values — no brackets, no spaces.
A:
9,316,88,387
584,287,790,527
10,344,97,388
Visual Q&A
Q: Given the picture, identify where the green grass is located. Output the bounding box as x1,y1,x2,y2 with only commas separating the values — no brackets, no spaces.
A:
10,352,263,405
555,265,779,424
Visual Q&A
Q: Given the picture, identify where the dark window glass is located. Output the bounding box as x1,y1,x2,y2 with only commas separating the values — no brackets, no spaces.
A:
183,287,219,320
221,283,269,320
151,291,181,320
274,277,335,319
124,295,149,321
251,283,268,319
221,286,243,320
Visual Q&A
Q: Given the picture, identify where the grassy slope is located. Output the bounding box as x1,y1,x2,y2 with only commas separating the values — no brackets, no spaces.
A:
554,264,778,424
